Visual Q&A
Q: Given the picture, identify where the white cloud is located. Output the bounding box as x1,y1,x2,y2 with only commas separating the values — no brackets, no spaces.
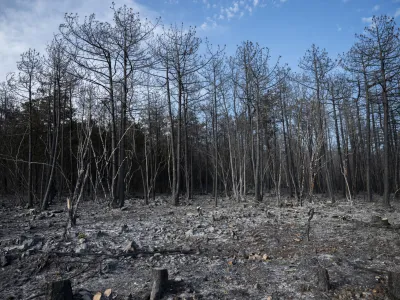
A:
199,16,221,31
0,0,156,81
216,0,275,21
226,10,234,19
202,0,211,9
372,5,380,12
395,8,400,18
245,4,253,13
232,2,240,13
200,0,280,30
221,1,242,20
362,16,373,23
269,0,287,7
336,24,342,32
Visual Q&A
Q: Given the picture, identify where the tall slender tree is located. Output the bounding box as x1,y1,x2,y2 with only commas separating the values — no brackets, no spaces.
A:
17,49,42,208
355,16,400,206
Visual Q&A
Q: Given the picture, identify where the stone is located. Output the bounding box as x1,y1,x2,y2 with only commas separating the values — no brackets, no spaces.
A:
102,259,118,273
28,208,38,215
75,243,87,254
120,224,129,233
74,289,93,300
238,249,247,259
1,254,10,267
185,229,194,237
96,231,107,238
22,235,43,250
4,244,27,252
32,241,43,251
124,240,139,253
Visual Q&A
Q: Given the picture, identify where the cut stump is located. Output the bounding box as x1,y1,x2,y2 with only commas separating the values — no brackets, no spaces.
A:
150,268,168,300
47,279,73,300
381,218,390,227
316,266,330,292
388,272,400,300
371,216,390,227
371,215,382,224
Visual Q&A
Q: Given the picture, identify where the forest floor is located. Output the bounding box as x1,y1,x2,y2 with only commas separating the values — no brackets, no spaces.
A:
1,194,400,300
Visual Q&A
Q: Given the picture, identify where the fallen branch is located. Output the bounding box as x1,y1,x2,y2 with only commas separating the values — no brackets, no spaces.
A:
25,293,46,300
339,255,386,275
39,248,195,259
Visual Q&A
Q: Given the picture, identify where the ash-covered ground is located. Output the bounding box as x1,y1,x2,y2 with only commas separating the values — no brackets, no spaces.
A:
1,194,400,299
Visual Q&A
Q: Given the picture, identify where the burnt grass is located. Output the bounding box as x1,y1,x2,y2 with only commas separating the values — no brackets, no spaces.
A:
1,194,400,299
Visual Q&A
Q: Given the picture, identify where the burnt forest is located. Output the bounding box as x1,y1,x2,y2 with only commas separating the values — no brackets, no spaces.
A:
0,3,400,300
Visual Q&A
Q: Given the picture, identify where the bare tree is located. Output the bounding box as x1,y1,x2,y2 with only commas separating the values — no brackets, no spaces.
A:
17,49,42,207
234,41,280,202
41,37,70,210
355,16,400,206
111,4,156,207
154,24,203,205
299,44,335,201
60,12,119,202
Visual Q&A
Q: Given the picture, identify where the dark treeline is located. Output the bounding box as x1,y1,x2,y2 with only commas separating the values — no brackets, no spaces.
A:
0,5,399,211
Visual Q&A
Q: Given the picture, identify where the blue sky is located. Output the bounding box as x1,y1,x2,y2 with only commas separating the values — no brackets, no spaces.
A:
1,0,399,80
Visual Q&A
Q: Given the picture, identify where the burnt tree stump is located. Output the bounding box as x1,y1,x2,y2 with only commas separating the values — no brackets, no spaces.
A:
150,268,168,300
381,218,390,227
47,279,73,300
371,215,390,227
306,208,315,241
371,215,382,224
316,266,330,292
388,272,400,299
